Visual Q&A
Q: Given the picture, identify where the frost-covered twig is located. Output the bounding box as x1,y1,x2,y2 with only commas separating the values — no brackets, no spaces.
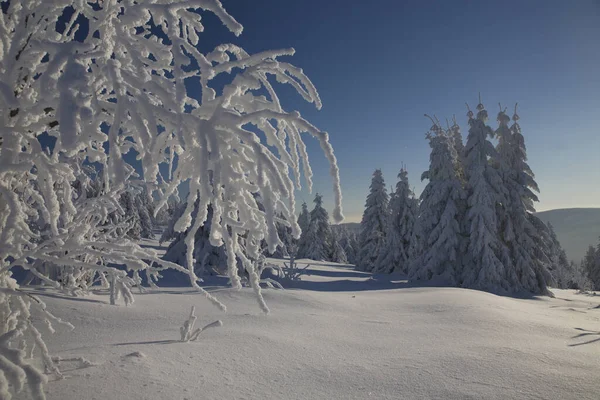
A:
1,1,342,397
179,306,222,342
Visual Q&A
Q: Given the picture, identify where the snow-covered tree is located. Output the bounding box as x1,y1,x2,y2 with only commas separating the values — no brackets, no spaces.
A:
409,120,464,283
161,199,231,279
134,186,155,239
376,168,418,274
545,223,577,289
295,201,311,253
299,194,333,261
297,202,310,234
583,242,600,290
495,106,553,294
461,101,509,292
270,213,294,258
338,226,358,265
119,190,142,239
330,227,348,264
357,170,389,271
0,2,342,397
449,116,465,180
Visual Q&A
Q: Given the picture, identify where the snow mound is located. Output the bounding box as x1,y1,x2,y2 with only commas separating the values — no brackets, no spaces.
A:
23,260,600,400
123,352,146,359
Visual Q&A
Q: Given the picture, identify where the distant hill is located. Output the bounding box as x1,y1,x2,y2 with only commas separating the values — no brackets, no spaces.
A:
535,208,600,263
340,208,600,263
337,222,360,235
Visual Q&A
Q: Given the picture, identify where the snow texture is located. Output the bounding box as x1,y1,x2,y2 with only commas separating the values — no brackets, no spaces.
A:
22,251,600,400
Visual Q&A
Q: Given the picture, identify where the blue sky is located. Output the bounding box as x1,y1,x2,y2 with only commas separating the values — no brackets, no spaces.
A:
205,0,600,222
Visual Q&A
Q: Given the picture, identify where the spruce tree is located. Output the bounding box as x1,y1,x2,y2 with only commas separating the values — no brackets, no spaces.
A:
449,116,465,180
358,170,389,271
297,202,310,234
296,202,311,257
339,227,359,265
583,243,600,290
499,107,553,294
302,194,333,261
461,100,508,291
120,191,142,240
330,228,349,264
269,213,293,258
409,121,464,283
546,222,575,288
162,200,234,278
135,188,155,239
376,168,418,274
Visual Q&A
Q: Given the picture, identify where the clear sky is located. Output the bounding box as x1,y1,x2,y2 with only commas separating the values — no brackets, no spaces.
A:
204,0,600,222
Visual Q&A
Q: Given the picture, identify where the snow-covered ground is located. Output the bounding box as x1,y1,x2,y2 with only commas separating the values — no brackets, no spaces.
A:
18,241,600,400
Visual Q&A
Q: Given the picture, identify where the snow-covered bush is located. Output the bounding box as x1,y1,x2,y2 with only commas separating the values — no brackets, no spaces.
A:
0,1,342,397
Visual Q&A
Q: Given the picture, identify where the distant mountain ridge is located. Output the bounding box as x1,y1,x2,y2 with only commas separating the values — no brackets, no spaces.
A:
340,208,600,262
535,208,600,262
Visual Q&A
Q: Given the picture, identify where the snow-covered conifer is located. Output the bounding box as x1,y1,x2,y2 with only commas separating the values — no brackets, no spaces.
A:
545,223,576,288
295,202,311,255
357,170,389,271
461,100,509,291
300,194,333,261
495,106,553,294
119,191,142,240
330,227,348,264
134,187,155,239
338,227,359,265
269,213,293,258
449,116,465,180
409,120,464,283
583,243,600,290
376,168,418,274
297,202,311,235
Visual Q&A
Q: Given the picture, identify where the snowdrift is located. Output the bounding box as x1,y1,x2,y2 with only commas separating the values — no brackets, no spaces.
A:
20,259,600,400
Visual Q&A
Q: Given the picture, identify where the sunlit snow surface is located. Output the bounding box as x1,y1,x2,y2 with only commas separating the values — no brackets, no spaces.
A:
20,239,600,400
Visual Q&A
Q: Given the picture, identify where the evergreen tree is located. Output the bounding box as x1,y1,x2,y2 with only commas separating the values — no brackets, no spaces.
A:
118,186,155,240
135,187,155,239
269,213,293,258
301,194,333,261
583,243,600,290
298,202,311,233
120,191,142,240
162,198,257,280
546,222,575,288
330,227,349,264
449,116,465,180
296,202,311,256
497,107,553,294
358,170,389,271
409,121,464,283
461,100,512,292
339,227,359,265
376,168,418,274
